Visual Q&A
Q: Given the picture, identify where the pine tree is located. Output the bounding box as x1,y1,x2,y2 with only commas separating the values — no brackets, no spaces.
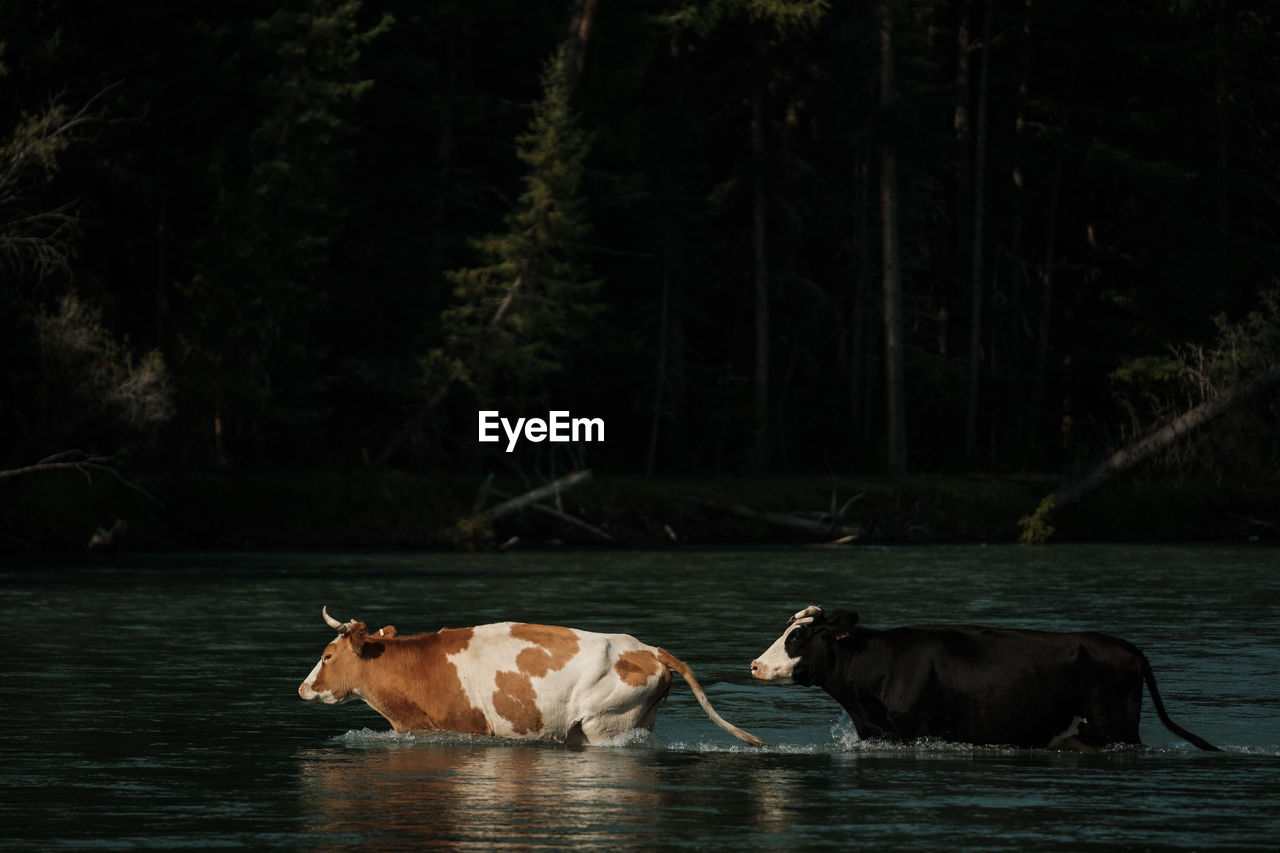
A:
181,0,390,463
439,44,599,408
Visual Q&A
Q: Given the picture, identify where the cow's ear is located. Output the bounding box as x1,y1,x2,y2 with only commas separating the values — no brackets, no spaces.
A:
829,611,860,642
377,625,397,638
346,623,369,655
830,610,859,628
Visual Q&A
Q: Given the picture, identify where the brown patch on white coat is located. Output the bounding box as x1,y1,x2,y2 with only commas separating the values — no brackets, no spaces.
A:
299,606,764,746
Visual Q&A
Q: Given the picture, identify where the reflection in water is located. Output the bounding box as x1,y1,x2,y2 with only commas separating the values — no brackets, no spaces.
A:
746,762,807,836
298,735,674,849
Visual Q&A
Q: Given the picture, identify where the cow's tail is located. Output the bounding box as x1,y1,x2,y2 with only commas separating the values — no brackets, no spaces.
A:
1139,654,1221,751
657,649,766,746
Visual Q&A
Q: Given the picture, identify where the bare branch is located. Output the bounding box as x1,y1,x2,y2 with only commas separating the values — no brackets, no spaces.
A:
0,450,163,507
0,83,119,282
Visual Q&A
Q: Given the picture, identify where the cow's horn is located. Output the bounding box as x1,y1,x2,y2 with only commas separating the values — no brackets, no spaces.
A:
322,606,345,631
787,604,824,626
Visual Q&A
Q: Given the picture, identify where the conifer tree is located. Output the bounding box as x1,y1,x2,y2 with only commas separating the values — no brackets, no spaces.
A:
438,44,599,408
182,0,390,462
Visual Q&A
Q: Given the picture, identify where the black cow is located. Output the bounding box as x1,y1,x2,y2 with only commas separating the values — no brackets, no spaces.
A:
750,605,1220,751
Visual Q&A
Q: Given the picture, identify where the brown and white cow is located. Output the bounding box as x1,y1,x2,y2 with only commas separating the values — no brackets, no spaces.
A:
299,607,764,746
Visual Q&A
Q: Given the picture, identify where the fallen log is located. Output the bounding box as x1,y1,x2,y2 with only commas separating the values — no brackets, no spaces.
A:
445,469,597,548
480,469,593,522
486,482,614,542
724,502,863,541
1020,363,1280,543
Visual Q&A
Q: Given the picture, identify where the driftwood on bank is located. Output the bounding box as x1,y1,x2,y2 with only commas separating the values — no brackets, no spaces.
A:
724,501,863,542
1054,364,1280,511
449,469,601,547
1020,363,1280,543
479,469,594,522
485,483,614,542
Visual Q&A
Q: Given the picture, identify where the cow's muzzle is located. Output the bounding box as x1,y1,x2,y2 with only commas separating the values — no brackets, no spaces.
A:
749,657,796,683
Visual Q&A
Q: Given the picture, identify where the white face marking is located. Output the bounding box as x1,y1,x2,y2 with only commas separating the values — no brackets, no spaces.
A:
750,624,802,682
298,657,330,701
297,637,344,703
750,607,823,682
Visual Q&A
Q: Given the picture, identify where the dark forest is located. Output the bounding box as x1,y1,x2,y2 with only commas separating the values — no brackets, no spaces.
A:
4,0,1280,548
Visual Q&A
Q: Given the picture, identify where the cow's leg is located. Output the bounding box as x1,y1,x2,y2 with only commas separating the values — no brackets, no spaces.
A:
1062,737,1096,751
1079,664,1144,746
1047,716,1097,750
577,708,652,744
636,693,663,731
575,692,663,744
565,720,588,747
1051,735,1097,751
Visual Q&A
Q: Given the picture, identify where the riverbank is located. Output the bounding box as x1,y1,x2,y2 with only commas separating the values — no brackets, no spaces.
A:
3,466,1278,552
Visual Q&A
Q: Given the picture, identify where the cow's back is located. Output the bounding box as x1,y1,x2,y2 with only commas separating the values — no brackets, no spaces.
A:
861,625,1145,746
450,623,669,741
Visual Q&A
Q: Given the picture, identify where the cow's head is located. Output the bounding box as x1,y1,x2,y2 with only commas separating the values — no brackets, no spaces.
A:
298,606,397,704
750,605,860,686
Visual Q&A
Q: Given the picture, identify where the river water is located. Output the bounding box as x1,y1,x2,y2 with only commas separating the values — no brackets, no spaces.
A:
1,544,1277,849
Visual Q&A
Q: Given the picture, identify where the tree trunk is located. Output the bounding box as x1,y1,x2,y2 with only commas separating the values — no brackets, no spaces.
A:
646,264,671,476
879,0,907,475
751,82,771,470
1003,0,1033,453
849,140,872,446
1028,137,1063,447
562,0,599,99
430,15,465,282
957,0,972,262
954,0,973,298
964,0,992,461
1213,0,1229,237
155,202,167,348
